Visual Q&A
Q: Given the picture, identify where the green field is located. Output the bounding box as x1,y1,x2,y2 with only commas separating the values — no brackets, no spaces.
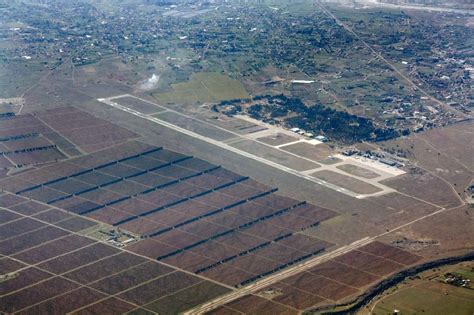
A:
451,266,474,282
152,72,249,104
373,280,474,315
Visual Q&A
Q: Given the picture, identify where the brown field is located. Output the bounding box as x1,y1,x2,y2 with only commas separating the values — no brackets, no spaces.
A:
223,294,297,315
37,243,119,274
280,142,334,162
153,229,204,249
264,212,315,231
184,172,232,189
71,297,136,315
290,203,338,222
192,191,241,208
252,193,300,209
119,217,166,235
110,198,155,215
78,189,124,205
0,277,80,314
164,200,216,218
281,272,359,301
85,206,131,225
0,209,21,224
334,250,405,276
9,201,50,215
308,260,379,288
257,283,327,310
219,184,264,200
0,257,27,275
90,261,174,295
216,231,266,250
380,122,473,194
0,267,51,296
55,216,98,232
0,178,34,194
336,164,380,179
118,271,201,306
380,171,462,208
143,281,231,315
205,211,253,229
0,226,69,256
200,263,255,287
419,122,473,171
32,208,73,223
180,221,230,239
126,238,179,259
378,205,474,259
230,200,276,218
277,234,333,254
63,252,146,284
0,203,216,314
242,222,293,241
160,181,208,198
253,243,306,264
358,241,422,266
16,287,105,315
302,276,360,301
161,250,217,272
311,170,382,194
189,241,239,261
0,218,45,241
227,254,281,275
12,234,94,265
144,208,191,227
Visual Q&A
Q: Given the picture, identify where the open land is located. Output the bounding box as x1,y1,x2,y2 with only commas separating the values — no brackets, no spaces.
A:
0,0,472,314
361,261,474,315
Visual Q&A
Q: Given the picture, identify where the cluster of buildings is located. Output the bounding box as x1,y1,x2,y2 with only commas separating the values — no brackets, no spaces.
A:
99,228,138,248
444,273,471,288
289,127,328,142
343,149,404,168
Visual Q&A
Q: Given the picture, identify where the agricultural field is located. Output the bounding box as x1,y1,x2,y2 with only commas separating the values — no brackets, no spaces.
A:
215,241,422,313
0,0,472,314
153,72,250,105
0,107,445,314
365,262,474,315
0,194,227,314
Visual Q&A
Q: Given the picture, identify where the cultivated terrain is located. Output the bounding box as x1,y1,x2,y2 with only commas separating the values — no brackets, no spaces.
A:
0,0,473,314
